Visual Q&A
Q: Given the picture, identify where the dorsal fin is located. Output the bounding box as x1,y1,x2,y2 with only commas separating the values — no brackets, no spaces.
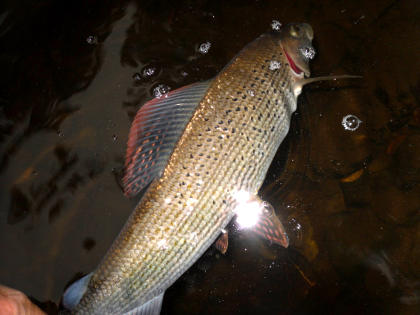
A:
124,80,211,197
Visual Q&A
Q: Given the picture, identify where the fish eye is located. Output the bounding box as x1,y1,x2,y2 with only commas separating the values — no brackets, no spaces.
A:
290,25,301,38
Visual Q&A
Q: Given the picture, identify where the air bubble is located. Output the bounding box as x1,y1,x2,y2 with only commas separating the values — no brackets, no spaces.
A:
153,84,171,98
142,66,156,77
132,73,141,81
269,60,281,70
289,218,302,231
247,89,255,96
271,20,282,31
86,35,98,45
299,46,316,60
353,15,366,25
198,41,211,54
341,114,362,131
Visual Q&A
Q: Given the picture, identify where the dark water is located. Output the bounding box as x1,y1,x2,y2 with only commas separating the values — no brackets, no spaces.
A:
0,0,419,314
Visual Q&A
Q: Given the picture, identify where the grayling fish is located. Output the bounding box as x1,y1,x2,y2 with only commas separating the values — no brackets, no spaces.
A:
62,23,359,314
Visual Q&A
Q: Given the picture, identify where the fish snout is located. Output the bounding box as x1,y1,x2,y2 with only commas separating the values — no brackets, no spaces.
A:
279,23,316,77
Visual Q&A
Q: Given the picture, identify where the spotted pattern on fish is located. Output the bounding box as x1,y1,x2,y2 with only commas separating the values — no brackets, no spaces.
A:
71,24,315,314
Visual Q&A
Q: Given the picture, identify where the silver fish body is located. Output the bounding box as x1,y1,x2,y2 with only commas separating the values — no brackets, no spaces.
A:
65,23,316,314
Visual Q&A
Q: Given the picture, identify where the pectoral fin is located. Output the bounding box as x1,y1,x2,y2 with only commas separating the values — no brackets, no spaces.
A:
251,200,289,248
234,193,289,248
293,74,362,97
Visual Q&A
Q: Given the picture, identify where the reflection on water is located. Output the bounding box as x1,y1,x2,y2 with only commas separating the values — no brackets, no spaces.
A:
0,0,419,314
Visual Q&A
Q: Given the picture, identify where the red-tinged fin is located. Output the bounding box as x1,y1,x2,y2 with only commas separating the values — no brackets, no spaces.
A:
124,80,212,197
214,230,229,254
251,202,289,248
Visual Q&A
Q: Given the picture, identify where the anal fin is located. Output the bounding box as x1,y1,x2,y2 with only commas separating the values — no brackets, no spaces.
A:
123,292,164,315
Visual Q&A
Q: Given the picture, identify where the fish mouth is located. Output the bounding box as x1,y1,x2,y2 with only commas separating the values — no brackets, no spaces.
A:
284,49,302,75
284,49,307,77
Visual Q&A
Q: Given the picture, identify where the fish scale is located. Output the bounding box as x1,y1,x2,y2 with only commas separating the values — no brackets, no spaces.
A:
74,31,299,314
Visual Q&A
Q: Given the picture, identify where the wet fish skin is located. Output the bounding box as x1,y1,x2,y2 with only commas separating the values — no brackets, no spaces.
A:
71,23,314,314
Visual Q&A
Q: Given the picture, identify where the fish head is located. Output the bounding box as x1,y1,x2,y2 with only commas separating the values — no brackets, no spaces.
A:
278,24,361,94
279,23,315,78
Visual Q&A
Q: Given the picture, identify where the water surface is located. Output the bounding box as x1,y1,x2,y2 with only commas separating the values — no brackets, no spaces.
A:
0,0,419,314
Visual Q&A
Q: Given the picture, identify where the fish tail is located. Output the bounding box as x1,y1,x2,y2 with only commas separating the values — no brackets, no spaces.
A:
62,273,92,310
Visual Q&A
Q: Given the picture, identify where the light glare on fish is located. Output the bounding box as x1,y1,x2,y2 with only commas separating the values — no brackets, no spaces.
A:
233,190,263,228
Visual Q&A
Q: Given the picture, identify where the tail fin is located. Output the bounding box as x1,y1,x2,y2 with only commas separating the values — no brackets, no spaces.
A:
62,273,92,310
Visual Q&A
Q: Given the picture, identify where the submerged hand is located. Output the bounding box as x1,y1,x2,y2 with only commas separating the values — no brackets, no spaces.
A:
0,285,45,315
